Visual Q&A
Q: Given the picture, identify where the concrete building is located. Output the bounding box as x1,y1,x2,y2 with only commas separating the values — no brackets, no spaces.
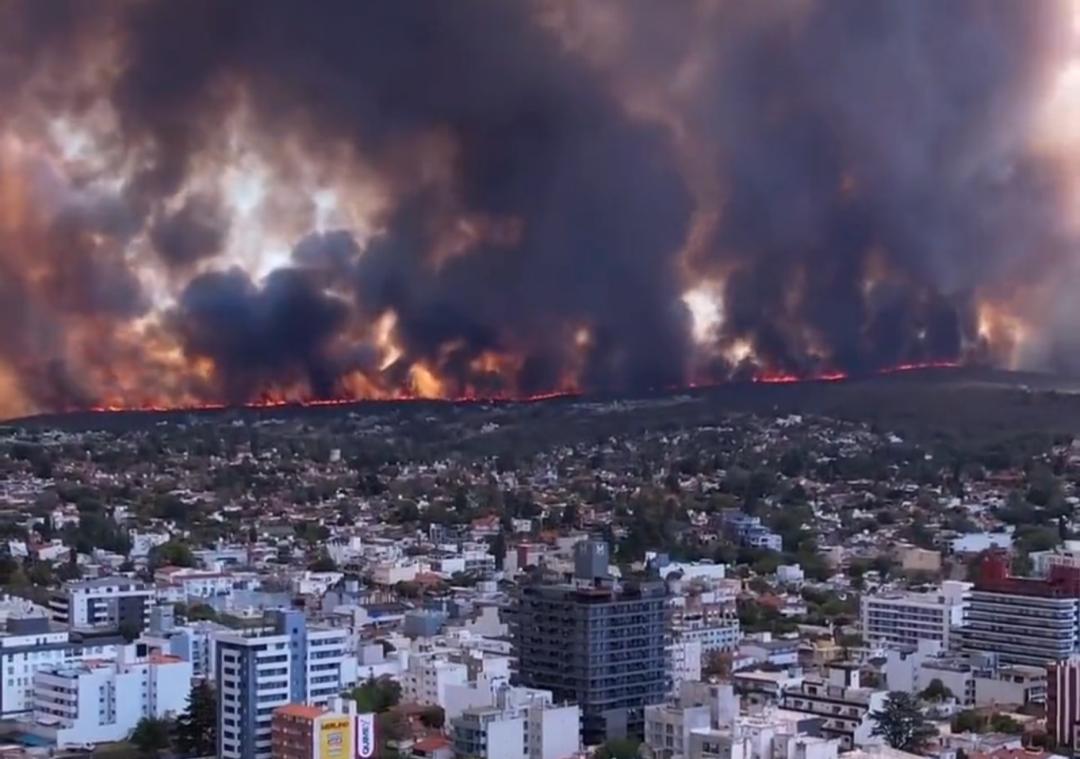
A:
1031,541,1080,578
30,648,192,746
670,636,703,696
0,616,127,718
644,702,711,759
270,698,361,759
897,546,942,574
861,581,970,649
512,540,668,745
1049,655,1080,750
450,686,580,759
48,578,155,634
886,640,1046,707
215,610,351,759
671,596,741,655
961,553,1080,667
780,664,887,750
723,514,783,553
401,655,469,708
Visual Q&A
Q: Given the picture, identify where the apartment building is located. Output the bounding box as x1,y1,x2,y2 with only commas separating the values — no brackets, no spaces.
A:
644,702,711,759
780,664,888,750
215,610,350,759
1049,655,1080,750
270,698,362,759
0,616,127,718
961,553,1080,667
861,581,969,649
671,594,741,654
31,648,192,745
48,578,155,634
886,640,1046,707
450,686,580,759
512,540,668,745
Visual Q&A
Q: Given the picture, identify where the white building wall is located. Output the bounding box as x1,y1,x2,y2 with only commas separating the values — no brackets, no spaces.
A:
532,703,580,759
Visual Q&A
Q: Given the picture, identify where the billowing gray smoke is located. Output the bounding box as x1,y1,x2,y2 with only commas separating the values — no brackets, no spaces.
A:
0,0,1075,415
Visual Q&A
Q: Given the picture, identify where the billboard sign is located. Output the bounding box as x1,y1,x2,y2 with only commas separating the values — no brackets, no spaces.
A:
356,713,377,759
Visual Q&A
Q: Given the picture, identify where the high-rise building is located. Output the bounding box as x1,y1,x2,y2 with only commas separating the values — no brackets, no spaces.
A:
1049,655,1080,750
215,610,350,759
512,540,668,746
961,553,1080,667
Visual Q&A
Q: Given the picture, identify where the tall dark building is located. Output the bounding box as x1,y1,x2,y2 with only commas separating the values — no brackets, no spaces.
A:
512,540,668,745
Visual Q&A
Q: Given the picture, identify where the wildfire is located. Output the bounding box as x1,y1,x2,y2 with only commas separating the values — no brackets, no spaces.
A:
63,359,977,417
751,360,962,386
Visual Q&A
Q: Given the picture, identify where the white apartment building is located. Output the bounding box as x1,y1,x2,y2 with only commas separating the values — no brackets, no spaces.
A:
215,610,350,759
49,578,155,633
861,581,970,649
1031,541,1080,577
154,566,242,600
670,636,704,695
31,650,192,745
0,617,128,718
401,654,469,707
645,702,712,759
451,686,580,759
886,640,1047,707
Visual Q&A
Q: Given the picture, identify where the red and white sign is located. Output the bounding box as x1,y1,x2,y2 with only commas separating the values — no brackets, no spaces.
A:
356,713,376,759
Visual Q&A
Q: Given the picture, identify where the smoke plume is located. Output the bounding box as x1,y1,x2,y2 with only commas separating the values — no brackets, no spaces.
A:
0,0,1078,417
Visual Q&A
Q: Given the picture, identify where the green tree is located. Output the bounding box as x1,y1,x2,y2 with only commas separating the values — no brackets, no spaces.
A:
989,713,1023,734
920,678,954,703
130,716,172,756
871,692,936,752
148,540,196,569
952,710,988,733
349,677,401,714
596,737,641,759
175,681,216,756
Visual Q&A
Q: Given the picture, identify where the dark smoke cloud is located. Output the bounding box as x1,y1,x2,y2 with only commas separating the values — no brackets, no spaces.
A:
670,0,1072,373
0,0,1077,414
174,267,349,402
150,194,228,269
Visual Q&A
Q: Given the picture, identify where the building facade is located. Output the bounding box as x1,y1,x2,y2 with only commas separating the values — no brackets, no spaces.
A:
450,686,580,759
861,582,969,649
32,648,192,745
216,610,350,759
271,700,359,759
48,578,155,634
1049,655,1080,750
961,553,1080,667
512,540,668,745
780,664,887,751
0,616,127,718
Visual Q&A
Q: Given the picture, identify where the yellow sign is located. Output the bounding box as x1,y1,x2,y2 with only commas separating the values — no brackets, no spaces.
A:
318,717,352,759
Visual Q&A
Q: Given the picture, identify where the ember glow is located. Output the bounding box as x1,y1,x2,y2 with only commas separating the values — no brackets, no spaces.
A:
1,1,1079,419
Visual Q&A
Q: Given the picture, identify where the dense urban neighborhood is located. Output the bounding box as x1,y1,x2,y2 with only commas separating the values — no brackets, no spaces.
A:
0,385,1077,759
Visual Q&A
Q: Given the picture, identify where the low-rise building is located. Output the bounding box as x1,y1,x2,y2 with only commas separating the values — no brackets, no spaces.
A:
48,578,155,634
780,664,887,750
